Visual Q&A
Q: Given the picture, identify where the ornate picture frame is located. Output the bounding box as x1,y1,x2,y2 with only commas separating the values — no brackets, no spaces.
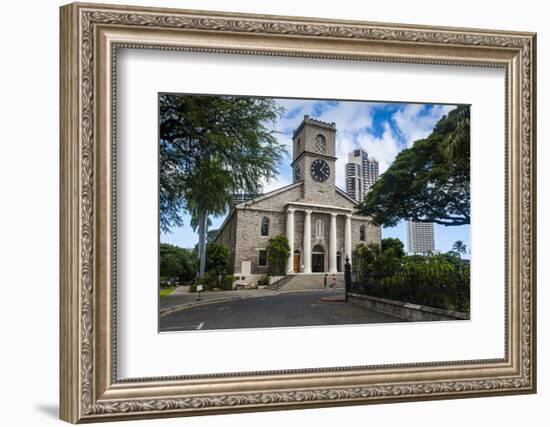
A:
60,2,536,423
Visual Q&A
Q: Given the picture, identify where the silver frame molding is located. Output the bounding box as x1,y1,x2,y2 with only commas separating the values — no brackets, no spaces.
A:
60,2,537,423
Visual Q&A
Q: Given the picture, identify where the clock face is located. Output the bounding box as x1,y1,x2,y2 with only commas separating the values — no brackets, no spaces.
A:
294,164,302,182
310,159,330,182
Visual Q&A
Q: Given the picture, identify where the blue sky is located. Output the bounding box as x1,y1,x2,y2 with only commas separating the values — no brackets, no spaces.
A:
161,97,470,257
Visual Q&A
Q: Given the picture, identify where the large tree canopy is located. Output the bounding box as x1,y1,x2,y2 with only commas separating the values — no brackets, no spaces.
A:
357,106,470,227
160,95,285,277
159,95,285,233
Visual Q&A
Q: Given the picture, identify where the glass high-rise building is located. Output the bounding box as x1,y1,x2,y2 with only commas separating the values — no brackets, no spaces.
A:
345,149,379,202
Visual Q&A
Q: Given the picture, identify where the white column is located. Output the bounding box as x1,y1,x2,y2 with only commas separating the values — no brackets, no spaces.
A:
329,213,338,273
344,213,352,267
303,210,312,273
286,208,295,274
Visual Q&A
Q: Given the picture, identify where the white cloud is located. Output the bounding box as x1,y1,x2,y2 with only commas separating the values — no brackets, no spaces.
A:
261,173,292,193
275,98,374,135
334,131,356,189
356,122,401,173
317,102,373,133
275,99,320,132
273,130,293,156
393,104,454,147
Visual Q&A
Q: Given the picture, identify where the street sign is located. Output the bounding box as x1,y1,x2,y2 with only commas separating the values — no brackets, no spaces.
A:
197,284,204,292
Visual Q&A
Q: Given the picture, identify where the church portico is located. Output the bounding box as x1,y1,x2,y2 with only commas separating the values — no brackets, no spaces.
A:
285,205,354,275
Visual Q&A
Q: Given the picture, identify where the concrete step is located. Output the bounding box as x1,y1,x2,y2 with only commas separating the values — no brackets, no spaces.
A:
278,273,345,291
266,275,294,291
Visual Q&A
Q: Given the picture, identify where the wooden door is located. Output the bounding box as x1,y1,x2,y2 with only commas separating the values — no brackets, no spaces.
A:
293,254,300,272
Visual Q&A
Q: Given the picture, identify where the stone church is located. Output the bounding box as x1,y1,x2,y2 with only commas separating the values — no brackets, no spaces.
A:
215,115,381,288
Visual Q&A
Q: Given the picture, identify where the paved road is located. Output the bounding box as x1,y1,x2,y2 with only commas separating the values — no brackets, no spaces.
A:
160,291,403,332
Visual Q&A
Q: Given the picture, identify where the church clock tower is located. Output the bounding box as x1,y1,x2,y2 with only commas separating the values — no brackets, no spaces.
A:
291,115,337,204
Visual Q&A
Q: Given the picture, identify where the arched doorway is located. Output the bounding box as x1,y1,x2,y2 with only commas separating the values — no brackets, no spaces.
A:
293,250,301,273
312,244,325,272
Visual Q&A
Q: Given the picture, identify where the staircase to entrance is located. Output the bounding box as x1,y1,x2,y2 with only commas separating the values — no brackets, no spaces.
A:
268,273,345,292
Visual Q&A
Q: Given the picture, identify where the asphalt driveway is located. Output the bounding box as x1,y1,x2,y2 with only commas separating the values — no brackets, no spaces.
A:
160,290,403,331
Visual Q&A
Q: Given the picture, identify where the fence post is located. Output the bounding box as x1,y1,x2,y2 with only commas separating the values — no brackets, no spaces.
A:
344,256,351,302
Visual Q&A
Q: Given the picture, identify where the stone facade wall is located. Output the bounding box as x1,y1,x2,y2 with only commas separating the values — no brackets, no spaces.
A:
351,217,381,251
215,211,237,273
292,118,338,205
301,155,336,204
348,293,469,321
233,208,285,275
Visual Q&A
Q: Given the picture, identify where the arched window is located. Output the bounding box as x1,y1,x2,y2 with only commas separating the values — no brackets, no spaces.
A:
315,219,324,239
312,244,325,253
296,138,301,155
260,216,269,236
314,134,327,154
359,225,366,241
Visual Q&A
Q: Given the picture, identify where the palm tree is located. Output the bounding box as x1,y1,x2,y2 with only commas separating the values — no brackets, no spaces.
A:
160,95,285,277
452,240,467,259
445,105,470,162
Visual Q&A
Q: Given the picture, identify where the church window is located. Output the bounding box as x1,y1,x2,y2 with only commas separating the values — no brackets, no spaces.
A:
260,216,269,236
314,134,327,154
296,138,301,155
359,225,366,241
258,250,267,266
315,219,324,239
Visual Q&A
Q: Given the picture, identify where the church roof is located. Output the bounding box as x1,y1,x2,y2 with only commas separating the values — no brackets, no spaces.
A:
335,187,360,205
213,182,303,241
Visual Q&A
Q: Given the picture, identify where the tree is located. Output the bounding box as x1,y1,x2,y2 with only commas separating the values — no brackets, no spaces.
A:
452,240,467,259
352,242,380,279
353,238,405,281
160,95,285,277
159,243,197,283
266,235,291,276
205,242,229,275
381,237,405,258
358,106,470,227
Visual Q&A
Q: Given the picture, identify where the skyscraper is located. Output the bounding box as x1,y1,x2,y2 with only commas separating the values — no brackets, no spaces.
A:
345,149,379,202
407,220,435,255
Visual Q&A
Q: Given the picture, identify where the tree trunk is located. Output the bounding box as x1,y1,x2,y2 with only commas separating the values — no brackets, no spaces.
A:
198,209,208,278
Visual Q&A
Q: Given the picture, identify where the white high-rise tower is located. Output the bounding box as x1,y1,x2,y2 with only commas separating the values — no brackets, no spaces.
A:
345,149,379,202
407,220,435,255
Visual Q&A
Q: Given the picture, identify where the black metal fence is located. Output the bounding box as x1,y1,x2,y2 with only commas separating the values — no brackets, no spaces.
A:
346,261,470,314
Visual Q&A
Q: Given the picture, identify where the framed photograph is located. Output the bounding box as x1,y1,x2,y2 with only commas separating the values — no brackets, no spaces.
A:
60,2,536,423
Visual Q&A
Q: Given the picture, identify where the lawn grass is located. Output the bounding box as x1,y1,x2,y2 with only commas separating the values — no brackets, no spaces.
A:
160,286,177,298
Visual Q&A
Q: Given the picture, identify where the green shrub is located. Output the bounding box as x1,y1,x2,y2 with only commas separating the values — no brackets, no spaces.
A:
198,272,218,290
266,235,290,276
257,275,270,287
222,275,237,290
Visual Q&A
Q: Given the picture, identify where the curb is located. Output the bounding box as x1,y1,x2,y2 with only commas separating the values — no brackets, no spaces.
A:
160,296,244,317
